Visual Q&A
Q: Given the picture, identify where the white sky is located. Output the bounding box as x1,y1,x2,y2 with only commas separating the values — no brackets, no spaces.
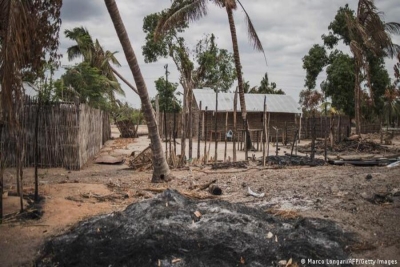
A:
58,0,400,108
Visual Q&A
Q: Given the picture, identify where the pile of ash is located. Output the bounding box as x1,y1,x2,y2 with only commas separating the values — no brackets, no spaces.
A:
299,139,395,154
265,155,325,166
37,190,355,267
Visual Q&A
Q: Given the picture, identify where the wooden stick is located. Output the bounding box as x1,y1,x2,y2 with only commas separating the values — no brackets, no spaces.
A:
224,112,228,161
214,91,218,163
195,179,217,190
267,113,270,157
188,89,193,160
204,107,208,164
263,96,267,166
233,88,237,162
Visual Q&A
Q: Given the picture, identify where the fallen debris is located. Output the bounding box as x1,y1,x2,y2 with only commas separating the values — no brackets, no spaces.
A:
344,134,361,141
95,155,124,165
36,190,356,267
211,161,248,170
367,193,396,205
299,139,398,155
266,155,325,166
387,160,400,168
192,179,217,191
247,187,265,198
328,158,399,167
143,187,218,200
266,208,300,219
66,192,129,203
128,146,153,170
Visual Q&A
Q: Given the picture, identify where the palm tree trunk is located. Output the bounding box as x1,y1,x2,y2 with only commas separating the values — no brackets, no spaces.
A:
111,65,139,95
104,0,170,182
0,123,3,223
226,6,252,159
226,6,246,120
364,61,374,106
354,65,361,135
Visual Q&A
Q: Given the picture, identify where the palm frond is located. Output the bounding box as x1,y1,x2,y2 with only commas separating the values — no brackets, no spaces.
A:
384,22,400,35
236,0,266,64
155,0,208,39
103,51,121,67
0,0,10,38
66,45,83,61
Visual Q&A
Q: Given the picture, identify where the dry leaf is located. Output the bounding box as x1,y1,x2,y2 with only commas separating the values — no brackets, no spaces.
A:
275,235,278,242
158,259,161,267
194,210,202,218
278,260,287,266
266,232,273,239
240,256,245,264
286,258,293,267
172,258,182,263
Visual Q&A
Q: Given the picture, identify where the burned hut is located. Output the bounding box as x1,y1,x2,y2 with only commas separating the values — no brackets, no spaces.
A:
192,89,301,144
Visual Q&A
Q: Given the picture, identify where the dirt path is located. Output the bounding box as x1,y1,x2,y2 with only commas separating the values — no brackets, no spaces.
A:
0,127,399,266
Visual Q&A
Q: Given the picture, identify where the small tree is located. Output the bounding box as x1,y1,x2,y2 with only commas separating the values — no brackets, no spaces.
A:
249,72,285,94
54,63,119,109
143,10,236,162
152,77,181,113
299,89,323,160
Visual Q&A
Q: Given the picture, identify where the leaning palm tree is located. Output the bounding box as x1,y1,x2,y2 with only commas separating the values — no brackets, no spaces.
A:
155,0,266,123
104,0,170,182
345,0,400,134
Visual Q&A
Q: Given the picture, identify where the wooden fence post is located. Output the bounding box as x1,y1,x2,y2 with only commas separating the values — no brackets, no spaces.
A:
214,91,218,163
267,113,270,157
224,112,228,162
204,107,208,164
233,89,237,162
262,96,267,166
197,101,202,160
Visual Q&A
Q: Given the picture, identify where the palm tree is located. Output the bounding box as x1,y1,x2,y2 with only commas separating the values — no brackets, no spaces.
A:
345,0,400,134
155,0,266,122
104,0,170,182
65,27,138,97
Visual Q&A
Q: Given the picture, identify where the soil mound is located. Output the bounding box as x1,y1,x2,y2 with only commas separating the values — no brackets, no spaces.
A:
37,190,355,267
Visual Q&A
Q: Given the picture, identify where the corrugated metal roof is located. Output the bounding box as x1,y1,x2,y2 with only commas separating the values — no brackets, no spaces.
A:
193,89,301,114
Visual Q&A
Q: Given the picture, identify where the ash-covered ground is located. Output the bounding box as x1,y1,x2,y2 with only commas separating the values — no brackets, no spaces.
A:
37,190,356,267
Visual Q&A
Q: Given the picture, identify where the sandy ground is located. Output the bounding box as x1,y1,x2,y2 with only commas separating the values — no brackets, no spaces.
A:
0,125,399,266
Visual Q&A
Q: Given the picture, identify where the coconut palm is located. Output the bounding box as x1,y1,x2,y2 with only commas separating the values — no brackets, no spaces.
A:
155,0,266,122
345,0,400,134
65,27,138,97
104,0,170,182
